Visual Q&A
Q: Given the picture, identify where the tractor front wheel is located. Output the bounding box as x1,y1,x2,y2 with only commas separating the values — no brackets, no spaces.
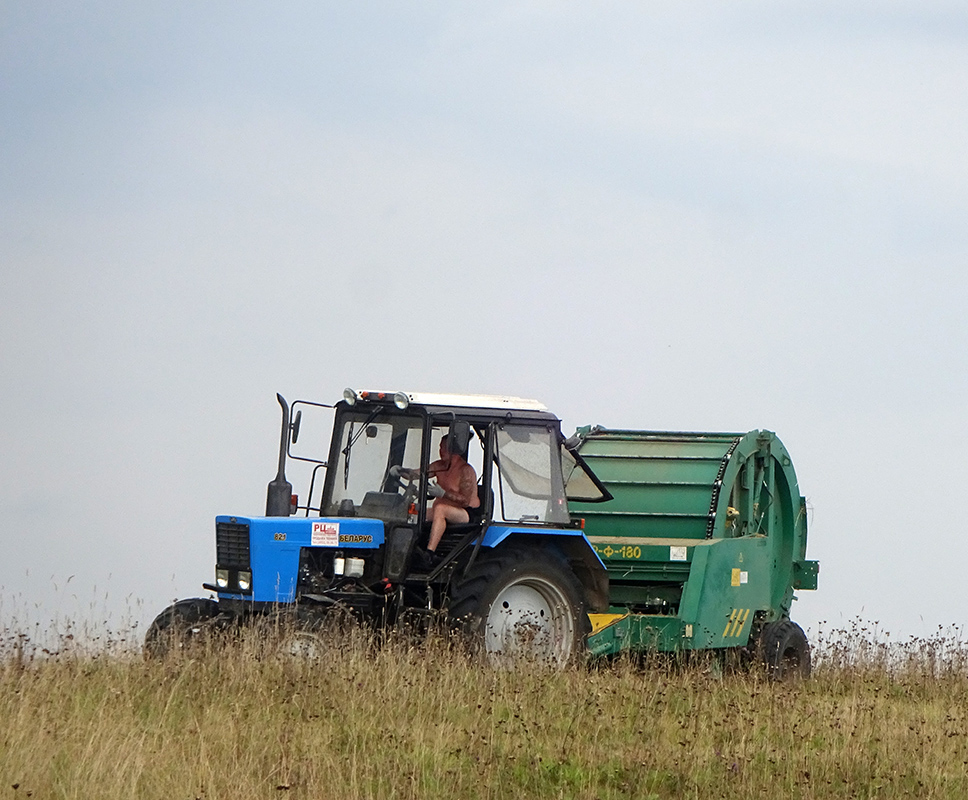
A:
268,612,329,661
144,598,220,658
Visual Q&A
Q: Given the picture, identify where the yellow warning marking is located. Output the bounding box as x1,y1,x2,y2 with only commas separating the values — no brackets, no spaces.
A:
731,568,741,587
724,608,751,638
731,609,750,637
588,613,629,635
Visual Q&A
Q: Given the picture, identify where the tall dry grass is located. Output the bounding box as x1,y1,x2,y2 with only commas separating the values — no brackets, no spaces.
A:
2,620,968,799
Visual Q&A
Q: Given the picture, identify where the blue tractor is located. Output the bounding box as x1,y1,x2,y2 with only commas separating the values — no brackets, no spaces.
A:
145,389,612,663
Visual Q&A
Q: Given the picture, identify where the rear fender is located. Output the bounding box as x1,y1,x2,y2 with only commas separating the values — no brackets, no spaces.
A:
482,526,609,613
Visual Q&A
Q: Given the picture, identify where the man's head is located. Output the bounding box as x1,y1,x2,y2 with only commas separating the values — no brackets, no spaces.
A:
439,432,468,460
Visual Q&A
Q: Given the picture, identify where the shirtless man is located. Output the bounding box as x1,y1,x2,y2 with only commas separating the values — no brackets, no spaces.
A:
424,434,480,556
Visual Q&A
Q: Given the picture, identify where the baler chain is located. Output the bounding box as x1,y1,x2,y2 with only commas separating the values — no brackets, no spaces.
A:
705,436,742,539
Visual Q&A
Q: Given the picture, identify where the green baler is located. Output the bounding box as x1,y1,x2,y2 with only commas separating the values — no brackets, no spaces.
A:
568,427,819,674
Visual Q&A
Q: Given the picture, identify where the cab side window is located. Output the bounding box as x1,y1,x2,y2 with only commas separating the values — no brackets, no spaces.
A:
491,425,569,524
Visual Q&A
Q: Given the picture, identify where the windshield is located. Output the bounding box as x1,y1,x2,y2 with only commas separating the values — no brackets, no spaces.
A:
324,412,424,516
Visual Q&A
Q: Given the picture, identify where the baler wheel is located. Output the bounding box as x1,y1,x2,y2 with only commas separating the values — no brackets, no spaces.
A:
144,598,220,659
758,619,811,680
449,546,589,667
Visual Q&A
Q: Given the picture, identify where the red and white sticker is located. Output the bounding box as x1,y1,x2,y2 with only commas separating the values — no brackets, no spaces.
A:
312,522,339,547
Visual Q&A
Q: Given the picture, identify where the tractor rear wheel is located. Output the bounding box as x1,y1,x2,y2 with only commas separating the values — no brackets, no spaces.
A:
449,546,589,666
144,598,220,658
758,619,811,680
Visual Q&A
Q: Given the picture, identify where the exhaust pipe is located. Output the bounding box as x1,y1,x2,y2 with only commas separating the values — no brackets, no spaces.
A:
265,393,293,516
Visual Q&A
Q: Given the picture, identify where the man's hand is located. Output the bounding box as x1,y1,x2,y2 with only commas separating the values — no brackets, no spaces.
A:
427,482,446,498
389,465,410,479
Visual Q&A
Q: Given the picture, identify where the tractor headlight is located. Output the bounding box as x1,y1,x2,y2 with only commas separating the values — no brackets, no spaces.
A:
343,387,358,405
238,571,252,591
393,391,410,410
216,569,229,589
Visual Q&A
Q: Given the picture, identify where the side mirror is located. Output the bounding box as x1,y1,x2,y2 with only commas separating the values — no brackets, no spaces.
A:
448,419,471,457
290,409,302,445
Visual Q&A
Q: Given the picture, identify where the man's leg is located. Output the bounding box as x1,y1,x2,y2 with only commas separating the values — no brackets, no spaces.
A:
427,504,470,552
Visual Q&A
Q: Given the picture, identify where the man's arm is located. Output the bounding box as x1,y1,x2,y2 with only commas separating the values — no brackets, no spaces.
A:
447,464,477,507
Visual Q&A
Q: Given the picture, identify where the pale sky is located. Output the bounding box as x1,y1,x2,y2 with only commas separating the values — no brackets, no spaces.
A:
2,2,967,643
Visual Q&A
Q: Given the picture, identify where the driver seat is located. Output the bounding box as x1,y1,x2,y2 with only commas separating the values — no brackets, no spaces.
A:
422,484,490,557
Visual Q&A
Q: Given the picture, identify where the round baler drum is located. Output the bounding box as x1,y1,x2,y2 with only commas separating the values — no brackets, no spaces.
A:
569,427,809,628
449,546,589,667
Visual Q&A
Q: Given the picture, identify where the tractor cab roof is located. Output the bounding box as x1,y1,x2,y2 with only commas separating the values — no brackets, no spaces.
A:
341,388,560,424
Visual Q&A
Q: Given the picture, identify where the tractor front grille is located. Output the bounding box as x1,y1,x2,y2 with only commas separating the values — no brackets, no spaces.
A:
216,521,250,569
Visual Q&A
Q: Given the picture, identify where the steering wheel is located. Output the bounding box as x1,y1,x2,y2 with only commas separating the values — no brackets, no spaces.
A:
386,464,417,492
395,469,425,510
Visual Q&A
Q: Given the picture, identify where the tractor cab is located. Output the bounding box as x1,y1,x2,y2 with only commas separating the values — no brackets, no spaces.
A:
261,390,609,589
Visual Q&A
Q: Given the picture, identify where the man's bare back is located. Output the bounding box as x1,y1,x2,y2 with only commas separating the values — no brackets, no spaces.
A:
425,435,479,555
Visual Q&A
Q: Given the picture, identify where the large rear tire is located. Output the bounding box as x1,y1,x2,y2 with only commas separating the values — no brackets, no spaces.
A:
449,546,589,666
758,619,811,680
144,598,220,659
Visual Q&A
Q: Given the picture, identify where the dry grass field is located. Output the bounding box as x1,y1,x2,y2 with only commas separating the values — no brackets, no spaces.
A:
2,620,968,799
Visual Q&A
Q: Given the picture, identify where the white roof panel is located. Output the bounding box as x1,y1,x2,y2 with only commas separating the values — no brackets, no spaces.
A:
354,389,548,411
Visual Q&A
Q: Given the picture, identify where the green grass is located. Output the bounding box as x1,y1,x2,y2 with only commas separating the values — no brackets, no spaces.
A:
2,623,968,799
